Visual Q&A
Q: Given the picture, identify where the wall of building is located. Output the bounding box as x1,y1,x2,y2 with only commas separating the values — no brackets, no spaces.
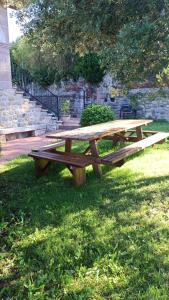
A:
0,6,12,89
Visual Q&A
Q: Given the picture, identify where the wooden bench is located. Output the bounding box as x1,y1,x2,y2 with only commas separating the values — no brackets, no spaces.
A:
126,129,160,140
101,132,169,166
29,151,95,187
0,125,47,142
104,130,162,143
32,140,65,152
127,129,158,136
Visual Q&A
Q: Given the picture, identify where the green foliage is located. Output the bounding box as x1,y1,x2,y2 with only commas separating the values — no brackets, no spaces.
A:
60,99,70,115
31,66,56,87
80,104,115,127
75,53,104,84
11,38,104,85
0,0,30,8
101,14,169,87
1,121,169,299
11,37,57,86
15,0,169,85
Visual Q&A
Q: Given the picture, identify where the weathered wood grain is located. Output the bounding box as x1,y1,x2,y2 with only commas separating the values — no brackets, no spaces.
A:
29,151,95,187
102,132,169,165
47,119,152,141
89,140,102,176
29,151,95,167
32,141,65,152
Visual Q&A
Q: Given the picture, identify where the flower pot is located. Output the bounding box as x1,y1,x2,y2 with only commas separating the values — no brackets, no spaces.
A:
61,115,71,123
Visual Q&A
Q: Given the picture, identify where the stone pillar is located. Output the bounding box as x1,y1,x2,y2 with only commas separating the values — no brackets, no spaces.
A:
0,6,12,89
96,87,107,104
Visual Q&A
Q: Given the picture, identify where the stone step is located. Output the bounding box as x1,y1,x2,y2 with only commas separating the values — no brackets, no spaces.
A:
0,88,59,136
15,90,24,95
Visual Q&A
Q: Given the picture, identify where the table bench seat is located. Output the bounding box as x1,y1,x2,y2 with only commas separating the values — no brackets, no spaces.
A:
101,132,169,165
32,140,65,152
127,129,158,135
29,151,95,187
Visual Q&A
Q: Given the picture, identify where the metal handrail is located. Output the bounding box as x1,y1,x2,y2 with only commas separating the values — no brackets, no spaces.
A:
11,63,60,119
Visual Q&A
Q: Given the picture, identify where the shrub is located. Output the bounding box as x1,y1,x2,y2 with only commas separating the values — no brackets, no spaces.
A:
80,104,115,127
60,99,70,115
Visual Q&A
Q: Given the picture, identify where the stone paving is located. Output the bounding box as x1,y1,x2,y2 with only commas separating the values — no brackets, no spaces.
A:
0,136,55,165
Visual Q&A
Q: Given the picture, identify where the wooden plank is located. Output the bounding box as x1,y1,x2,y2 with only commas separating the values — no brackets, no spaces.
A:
127,130,158,135
103,134,137,143
29,151,95,167
46,119,152,141
125,130,160,140
102,132,169,165
32,141,65,152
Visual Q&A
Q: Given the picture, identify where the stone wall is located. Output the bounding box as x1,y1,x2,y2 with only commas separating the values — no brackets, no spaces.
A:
49,78,169,121
0,88,58,132
49,79,97,118
130,88,169,121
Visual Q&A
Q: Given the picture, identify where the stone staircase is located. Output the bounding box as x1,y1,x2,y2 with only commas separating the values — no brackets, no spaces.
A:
0,88,59,141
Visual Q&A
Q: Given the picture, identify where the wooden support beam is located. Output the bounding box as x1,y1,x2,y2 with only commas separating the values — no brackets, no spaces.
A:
35,159,49,177
65,139,72,153
136,126,143,141
83,145,91,155
72,167,86,187
89,140,102,177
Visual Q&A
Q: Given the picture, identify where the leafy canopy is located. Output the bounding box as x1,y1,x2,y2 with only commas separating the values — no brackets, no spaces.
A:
11,38,104,85
14,0,169,86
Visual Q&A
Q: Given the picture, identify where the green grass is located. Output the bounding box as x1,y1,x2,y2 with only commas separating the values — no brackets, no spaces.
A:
1,120,169,299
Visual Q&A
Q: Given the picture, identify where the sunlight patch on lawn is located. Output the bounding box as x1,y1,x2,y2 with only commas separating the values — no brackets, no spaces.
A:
126,148,169,177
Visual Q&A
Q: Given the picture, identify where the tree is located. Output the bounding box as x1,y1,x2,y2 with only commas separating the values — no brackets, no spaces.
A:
11,37,79,86
11,37,56,86
11,38,105,85
75,53,104,84
14,0,169,86
0,0,31,9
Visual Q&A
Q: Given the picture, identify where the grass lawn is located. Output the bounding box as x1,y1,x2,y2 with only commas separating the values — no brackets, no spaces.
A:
1,120,169,299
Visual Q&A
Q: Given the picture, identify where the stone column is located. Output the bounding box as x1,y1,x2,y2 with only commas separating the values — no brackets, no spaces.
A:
96,87,107,104
0,6,12,89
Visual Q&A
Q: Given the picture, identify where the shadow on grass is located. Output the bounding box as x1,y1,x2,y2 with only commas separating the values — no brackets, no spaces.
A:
1,152,169,299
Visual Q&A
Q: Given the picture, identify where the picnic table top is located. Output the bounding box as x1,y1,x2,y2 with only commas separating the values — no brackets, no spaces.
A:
47,119,153,141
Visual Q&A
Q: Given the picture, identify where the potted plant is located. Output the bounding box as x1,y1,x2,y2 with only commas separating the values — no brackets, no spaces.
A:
60,99,71,123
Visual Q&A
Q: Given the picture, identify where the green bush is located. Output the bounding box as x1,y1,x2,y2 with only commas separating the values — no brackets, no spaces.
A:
80,104,115,127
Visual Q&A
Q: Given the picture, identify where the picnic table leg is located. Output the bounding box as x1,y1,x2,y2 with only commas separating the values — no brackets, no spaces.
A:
136,126,143,141
35,158,49,177
89,140,102,177
65,139,72,153
72,167,86,187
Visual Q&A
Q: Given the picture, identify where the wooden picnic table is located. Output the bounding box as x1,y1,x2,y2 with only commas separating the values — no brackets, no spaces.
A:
47,119,153,176
30,119,169,186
